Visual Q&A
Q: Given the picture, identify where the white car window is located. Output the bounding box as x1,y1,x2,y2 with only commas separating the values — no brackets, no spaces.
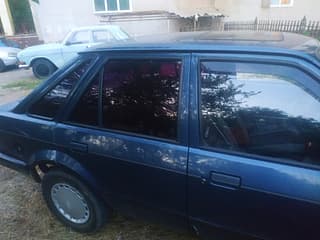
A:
93,30,115,42
68,31,91,45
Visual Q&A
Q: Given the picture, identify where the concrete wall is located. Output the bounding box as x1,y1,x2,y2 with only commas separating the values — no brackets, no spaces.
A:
29,0,218,42
215,0,320,21
132,0,217,17
29,0,100,42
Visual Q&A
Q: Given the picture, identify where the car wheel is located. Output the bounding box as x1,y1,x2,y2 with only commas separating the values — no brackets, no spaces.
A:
32,59,57,79
0,59,5,72
42,169,108,232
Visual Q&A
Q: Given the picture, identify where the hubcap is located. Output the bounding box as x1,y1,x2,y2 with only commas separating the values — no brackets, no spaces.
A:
51,183,90,224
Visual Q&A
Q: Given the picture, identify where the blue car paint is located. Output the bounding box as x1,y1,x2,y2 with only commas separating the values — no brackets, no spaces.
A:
187,52,320,239
0,32,319,239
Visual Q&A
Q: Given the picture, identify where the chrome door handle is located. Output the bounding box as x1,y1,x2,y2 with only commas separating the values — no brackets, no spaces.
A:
210,172,241,189
70,141,88,153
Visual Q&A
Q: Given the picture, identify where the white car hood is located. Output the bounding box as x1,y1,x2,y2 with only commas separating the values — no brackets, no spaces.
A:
18,43,62,56
0,46,21,53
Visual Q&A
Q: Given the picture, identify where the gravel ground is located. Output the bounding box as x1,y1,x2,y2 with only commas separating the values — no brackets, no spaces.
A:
0,69,198,240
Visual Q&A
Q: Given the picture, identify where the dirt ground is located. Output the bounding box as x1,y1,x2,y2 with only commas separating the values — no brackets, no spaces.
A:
0,68,34,104
0,69,197,240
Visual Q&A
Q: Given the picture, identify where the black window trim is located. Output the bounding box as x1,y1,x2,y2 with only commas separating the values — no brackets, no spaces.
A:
62,52,189,145
26,55,99,121
196,54,320,170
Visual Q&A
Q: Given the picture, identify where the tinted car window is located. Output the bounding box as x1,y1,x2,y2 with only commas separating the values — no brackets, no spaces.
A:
69,73,100,126
29,59,92,118
200,61,320,165
102,59,181,140
0,38,19,48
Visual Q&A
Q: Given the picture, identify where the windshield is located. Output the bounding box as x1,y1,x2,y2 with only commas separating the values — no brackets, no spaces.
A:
0,38,19,48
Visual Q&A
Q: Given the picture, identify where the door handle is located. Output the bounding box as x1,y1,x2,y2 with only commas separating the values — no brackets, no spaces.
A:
210,172,241,189
70,141,88,153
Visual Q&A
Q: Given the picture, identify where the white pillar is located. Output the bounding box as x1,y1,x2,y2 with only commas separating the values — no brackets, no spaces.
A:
0,0,14,35
28,0,42,40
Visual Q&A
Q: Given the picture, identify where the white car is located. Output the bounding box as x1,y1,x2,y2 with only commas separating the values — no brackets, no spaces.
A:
0,37,21,72
18,25,130,78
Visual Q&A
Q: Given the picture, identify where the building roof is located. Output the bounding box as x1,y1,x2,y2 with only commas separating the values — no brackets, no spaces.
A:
87,31,320,66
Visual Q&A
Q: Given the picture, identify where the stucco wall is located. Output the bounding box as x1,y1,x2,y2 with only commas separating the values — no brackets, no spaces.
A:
215,0,320,21
133,0,217,17
30,0,100,42
29,0,218,42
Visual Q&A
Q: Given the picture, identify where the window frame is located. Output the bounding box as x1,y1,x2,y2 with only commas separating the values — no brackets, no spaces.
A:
191,52,320,170
93,0,132,13
270,0,294,8
25,55,98,121
62,52,191,146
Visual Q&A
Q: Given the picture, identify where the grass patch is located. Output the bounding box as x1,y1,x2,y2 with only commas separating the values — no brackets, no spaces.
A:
2,78,42,90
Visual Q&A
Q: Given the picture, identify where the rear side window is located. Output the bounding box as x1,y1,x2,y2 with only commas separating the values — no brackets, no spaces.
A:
29,59,92,118
200,61,320,165
102,59,181,140
93,30,115,42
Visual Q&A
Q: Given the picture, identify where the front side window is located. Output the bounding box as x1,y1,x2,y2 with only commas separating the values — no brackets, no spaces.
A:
29,59,93,118
200,61,320,165
270,0,293,7
68,31,91,45
102,59,181,140
94,0,131,12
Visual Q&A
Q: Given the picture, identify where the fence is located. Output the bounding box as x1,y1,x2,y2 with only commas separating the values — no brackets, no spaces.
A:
224,17,320,39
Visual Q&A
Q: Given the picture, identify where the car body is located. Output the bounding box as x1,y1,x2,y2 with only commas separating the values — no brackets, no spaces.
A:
1,31,320,240
0,37,21,72
17,25,130,78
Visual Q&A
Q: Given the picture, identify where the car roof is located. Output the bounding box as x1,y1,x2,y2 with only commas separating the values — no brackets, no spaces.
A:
85,31,320,67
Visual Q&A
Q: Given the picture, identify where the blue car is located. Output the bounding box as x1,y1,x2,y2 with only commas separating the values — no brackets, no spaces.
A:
0,31,319,240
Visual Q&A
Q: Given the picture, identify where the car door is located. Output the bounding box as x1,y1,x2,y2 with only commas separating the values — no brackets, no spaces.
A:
61,30,92,64
54,53,191,225
188,53,320,240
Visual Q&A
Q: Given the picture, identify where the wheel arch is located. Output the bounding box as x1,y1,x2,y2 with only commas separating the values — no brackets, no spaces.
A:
29,150,105,201
30,57,57,68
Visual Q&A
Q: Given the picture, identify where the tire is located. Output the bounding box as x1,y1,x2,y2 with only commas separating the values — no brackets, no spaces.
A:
42,169,108,232
32,59,57,79
0,59,5,72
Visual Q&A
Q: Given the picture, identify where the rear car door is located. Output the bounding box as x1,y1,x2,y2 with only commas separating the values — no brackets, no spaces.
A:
188,54,320,240
55,53,191,225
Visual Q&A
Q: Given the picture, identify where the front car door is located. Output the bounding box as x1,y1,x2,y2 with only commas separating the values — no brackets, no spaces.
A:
188,53,320,239
61,30,93,65
55,52,191,226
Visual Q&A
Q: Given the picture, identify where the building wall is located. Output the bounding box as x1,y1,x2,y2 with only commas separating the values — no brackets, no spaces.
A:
29,0,218,42
29,0,100,42
133,0,217,17
215,0,320,21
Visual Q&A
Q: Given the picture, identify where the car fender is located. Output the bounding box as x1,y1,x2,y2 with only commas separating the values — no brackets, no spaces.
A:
29,149,104,195
29,56,62,68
